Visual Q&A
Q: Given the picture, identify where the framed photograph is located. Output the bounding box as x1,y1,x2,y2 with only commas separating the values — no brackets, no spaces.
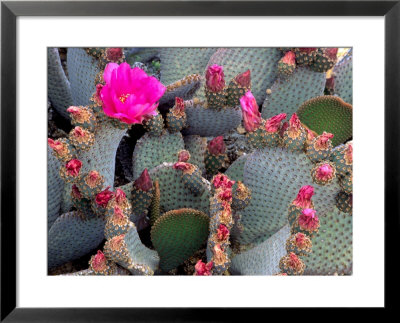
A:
1,0,397,321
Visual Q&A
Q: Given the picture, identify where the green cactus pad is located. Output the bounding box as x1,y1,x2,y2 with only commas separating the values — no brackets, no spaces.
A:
333,50,353,104
183,100,242,137
205,153,226,175
67,48,100,106
160,74,202,106
225,154,249,183
48,211,105,269
143,113,164,137
160,48,217,87
47,48,73,118
230,224,290,275
151,208,210,272
149,180,161,225
262,67,326,119
297,96,352,147
336,191,352,214
238,147,341,245
204,48,281,106
149,163,211,214
48,147,64,229
304,207,352,275
183,135,207,174
132,131,184,180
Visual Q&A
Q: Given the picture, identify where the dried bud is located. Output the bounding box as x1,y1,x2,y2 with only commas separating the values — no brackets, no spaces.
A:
67,106,81,116
235,69,251,88
71,184,82,199
173,162,191,171
73,126,86,138
315,132,334,149
265,113,287,133
134,168,153,191
287,252,303,271
173,97,185,114
48,138,66,155
212,174,235,190
206,64,225,92
288,113,301,131
91,250,107,272
218,189,233,202
95,186,114,207
282,51,296,65
65,159,82,177
105,48,123,62
113,205,125,220
345,143,353,164
178,150,190,162
316,163,334,181
115,188,127,204
208,136,226,155
217,224,230,241
240,91,262,132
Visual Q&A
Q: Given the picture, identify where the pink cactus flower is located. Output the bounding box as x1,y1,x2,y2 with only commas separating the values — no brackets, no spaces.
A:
316,163,334,181
282,51,296,65
95,186,114,207
114,188,127,204
134,168,153,191
72,126,86,138
67,106,81,116
65,159,82,177
91,250,107,272
294,232,307,248
212,174,235,190
298,208,319,231
293,185,314,208
194,260,213,276
315,132,334,149
100,62,166,124
105,48,123,62
173,97,185,114
208,136,226,155
265,113,287,133
71,184,82,199
240,91,262,132
178,150,190,163
287,252,302,270
218,189,233,202
206,64,225,92
288,113,302,131
173,162,191,171
217,224,230,241
235,69,251,88
48,138,65,155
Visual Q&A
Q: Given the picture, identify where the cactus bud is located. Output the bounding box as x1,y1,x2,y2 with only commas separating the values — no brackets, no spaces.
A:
293,185,314,208
194,260,213,276
71,184,82,199
90,250,107,272
240,91,262,132
206,64,225,92
95,186,114,208
212,174,235,190
298,208,319,233
235,69,251,88
311,162,336,185
105,48,124,62
65,159,82,177
178,150,191,162
279,252,305,275
315,132,334,149
216,224,230,242
173,162,192,171
278,51,296,77
173,97,185,114
265,113,287,133
207,136,226,155
134,168,153,192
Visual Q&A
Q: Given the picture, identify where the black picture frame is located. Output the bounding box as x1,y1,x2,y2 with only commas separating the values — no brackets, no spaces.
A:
1,1,398,321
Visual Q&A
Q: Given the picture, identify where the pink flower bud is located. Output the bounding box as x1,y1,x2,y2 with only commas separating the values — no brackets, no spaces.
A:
208,136,226,155
235,69,251,88
294,232,307,248
48,138,65,154
194,260,213,276
174,97,185,113
282,51,296,65
91,250,107,272
305,128,316,142
279,121,289,138
240,91,262,132
105,48,123,62
73,126,86,138
134,168,153,191
213,244,225,263
217,224,230,241
95,186,114,207
293,185,314,208
316,164,334,181
67,106,82,116
65,159,82,177
265,113,287,133
173,162,191,171
212,174,235,190
178,150,190,162
113,205,125,220
326,76,335,90
71,184,82,199
86,170,101,187
287,252,303,270
288,113,301,131
298,208,319,231
206,64,225,92
345,143,353,164
315,132,334,149
218,189,233,202
115,188,126,204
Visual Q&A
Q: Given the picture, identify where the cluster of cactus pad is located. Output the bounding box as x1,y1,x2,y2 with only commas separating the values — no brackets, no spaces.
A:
48,47,352,276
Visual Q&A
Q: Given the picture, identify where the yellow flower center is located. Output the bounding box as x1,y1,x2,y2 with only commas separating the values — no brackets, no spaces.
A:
119,93,130,103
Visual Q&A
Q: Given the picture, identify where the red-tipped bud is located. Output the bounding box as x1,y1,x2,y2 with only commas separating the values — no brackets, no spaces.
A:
173,162,191,171
294,232,307,248
113,205,125,220
48,138,65,154
345,143,353,164
315,132,334,149
279,121,289,138
287,252,303,270
298,208,319,232
316,163,334,181
217,224,230,241
65,159,82,177
86,170,101,187
71,184,82,199
325,48,338,60
72,126,86,138
293,185,314,208
178,150,190,162
206,64,225,92
235,69,251,88
240,91,262,132
326,76,335,90
305,128,316,142
213,244,226,263
218,189,233,202
174,97,185,113
134,168,153,191
265,113,287,133
105,48,123,62
67,106,82,116
95,186,114,207
194,260,213,276
115,188,126,204
282,51,296,65
288,113,301,131
91,250,107,272
208,136,226,155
